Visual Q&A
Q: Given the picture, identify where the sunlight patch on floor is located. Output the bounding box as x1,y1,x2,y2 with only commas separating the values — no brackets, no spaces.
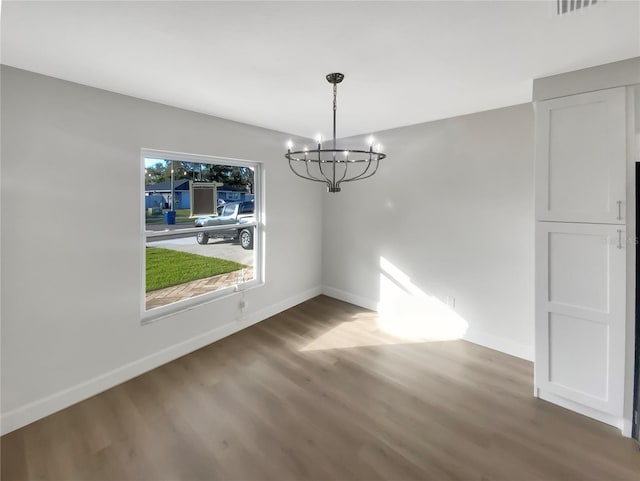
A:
298,312,424,352
299,258,468,352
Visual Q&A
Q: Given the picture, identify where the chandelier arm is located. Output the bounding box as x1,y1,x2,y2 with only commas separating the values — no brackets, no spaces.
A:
337,156,350,184
353,154,374,178
338,164,349,184
288,158,330,186
338,153,373,185
287,151,332,184
341,158,380,184
332,153,336,188
317,150,333,184
342,151,385,181
305,158,331,185
304,159,315,179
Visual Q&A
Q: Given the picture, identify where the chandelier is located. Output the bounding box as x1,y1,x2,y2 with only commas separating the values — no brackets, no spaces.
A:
285,73,386,193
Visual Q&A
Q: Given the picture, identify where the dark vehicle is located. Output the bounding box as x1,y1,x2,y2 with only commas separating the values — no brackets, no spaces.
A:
194,201,254,250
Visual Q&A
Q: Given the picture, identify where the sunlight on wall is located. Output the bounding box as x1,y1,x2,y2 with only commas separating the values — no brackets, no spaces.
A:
377,256,468,341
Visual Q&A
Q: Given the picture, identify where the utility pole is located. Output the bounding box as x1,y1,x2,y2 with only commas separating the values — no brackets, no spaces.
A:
170,160,174,211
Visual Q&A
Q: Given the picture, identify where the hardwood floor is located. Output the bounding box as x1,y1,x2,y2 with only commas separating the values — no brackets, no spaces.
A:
2,295,639,480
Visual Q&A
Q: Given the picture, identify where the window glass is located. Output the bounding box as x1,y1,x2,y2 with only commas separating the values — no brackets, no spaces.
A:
222,204,235,217
240,202,254,214
143,152,260,316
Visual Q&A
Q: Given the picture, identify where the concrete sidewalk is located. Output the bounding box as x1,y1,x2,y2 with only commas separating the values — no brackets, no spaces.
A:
146,266,254,310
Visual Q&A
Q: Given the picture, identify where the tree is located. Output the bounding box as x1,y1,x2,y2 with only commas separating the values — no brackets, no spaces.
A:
238,167,254,194
145,160,253,192
145,161,171,185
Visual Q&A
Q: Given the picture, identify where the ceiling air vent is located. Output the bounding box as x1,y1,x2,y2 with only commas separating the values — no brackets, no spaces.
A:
557,0,598,15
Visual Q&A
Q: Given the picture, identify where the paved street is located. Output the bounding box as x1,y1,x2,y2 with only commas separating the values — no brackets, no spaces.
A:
147,235,254,266
145,221,194,232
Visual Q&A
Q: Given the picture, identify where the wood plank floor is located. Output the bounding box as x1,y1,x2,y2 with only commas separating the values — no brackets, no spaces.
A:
2,295,639,480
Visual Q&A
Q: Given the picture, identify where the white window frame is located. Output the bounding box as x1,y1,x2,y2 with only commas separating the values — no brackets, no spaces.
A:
140,149,264,324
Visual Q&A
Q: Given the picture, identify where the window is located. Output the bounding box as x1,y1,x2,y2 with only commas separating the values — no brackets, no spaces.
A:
142,150,261,320
239,202,253,215
221,204,236,217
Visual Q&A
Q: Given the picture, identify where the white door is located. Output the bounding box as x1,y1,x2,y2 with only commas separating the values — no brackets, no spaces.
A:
535,222,625,416
535,88,626,224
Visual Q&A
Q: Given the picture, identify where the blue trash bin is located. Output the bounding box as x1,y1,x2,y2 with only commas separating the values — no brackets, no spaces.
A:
164,211,176,225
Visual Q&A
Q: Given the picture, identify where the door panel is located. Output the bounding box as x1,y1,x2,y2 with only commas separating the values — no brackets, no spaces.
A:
535,88,626,223
548,231,610,310
536,222,625,416
548,312,609,402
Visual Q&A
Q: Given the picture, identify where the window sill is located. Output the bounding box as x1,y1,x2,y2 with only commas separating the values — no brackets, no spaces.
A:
141,278,264,326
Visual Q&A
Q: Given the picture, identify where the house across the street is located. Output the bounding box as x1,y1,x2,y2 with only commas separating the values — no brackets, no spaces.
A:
145,180,253,210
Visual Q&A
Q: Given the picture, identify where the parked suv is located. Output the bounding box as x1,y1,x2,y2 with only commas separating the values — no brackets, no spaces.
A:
194,201,254,249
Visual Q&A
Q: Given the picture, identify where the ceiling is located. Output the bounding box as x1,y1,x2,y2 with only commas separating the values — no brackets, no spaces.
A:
2,1,639,139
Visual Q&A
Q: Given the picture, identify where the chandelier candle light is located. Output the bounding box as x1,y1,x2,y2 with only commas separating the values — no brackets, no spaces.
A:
285,73,386,193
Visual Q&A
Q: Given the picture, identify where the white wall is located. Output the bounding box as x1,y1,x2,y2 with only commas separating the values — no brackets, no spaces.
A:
322,104,535,359
0,67,537,434
0,66,323,433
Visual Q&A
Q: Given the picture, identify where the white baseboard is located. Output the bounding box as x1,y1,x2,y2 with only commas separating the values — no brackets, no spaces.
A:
1,286,322,435
463,329,534,361
321,285,379,311
321,285,533,361
537,389,624,432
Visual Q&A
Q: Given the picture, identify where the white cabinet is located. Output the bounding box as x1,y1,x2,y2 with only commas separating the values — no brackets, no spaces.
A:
535,222,625,416
535,88,626,224
534,86,629,426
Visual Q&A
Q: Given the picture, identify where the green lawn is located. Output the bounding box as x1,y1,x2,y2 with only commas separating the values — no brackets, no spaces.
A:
146,247,245,292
